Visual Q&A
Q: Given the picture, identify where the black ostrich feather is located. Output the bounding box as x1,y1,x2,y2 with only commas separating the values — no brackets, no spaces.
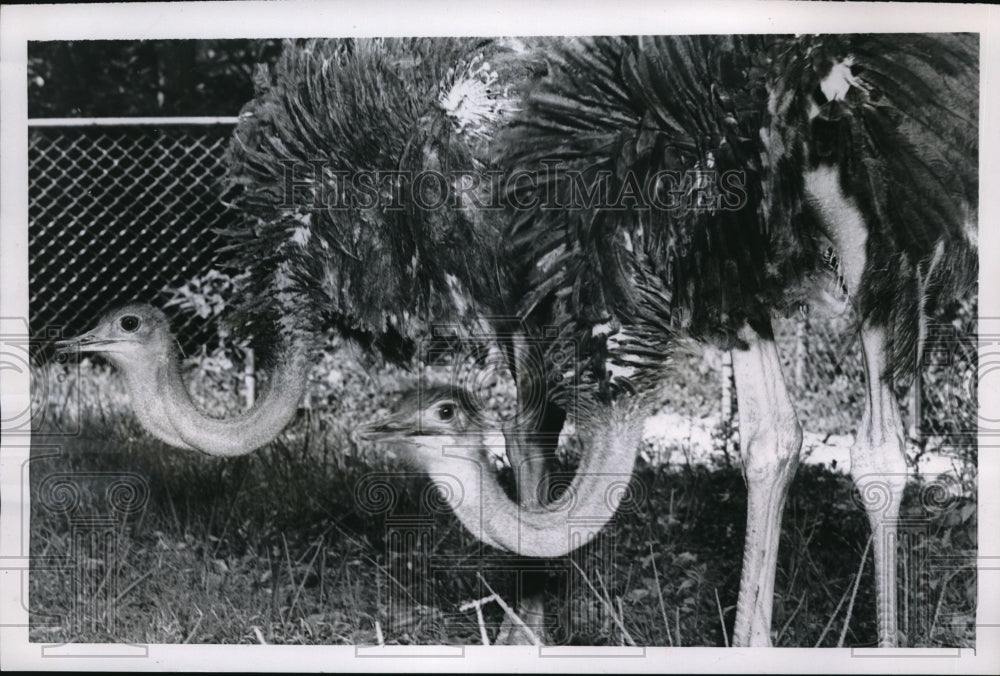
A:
222,34,976,401
502,36,798,369
503,34,977,387
767,33,978,382
222,36,649,417
223,37,535,361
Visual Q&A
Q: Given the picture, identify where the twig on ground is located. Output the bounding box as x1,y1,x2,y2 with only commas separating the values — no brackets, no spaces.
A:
675,607,682,647
617,597,628,646
838,533,873,647
775,592,807,645
289,536,324,621
475,574,542,646
281,533,296,625
113,568,155,605
930,569,960,642
648,542,673,646
182,605,204,644
570,560,636,647
714,587,729,647
814,570,855,645
458,594,496,646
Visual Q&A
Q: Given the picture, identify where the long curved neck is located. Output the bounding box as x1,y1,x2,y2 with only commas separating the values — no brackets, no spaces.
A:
419,401,646,558
118,365,197,450
120,340,310,457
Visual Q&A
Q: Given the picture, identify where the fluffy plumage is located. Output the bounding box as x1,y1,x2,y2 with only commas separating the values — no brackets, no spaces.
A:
501,34,978,387
766,34,978,382
224,38,536,361
224,34,977,402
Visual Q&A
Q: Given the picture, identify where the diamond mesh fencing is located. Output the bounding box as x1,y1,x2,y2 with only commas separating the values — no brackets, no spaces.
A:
774,310,865,438
29,121,239,347
917,302,978,447
770,299,977,456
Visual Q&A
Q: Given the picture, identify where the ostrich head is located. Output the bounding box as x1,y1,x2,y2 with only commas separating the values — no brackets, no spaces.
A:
54,302,310,457
56,303,175,371
356,380,648,559
356,385,492,462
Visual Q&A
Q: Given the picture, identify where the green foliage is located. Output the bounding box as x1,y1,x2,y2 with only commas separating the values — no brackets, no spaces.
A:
29,40,282,118
166,270,249,324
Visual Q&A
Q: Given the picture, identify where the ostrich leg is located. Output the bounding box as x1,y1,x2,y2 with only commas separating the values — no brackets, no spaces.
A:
731,324,802,647
851,324,907,647
803,162,908,647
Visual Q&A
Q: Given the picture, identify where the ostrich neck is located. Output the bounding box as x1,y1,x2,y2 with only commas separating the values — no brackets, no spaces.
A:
118,363,196,450
422,403,646,558
121,341,309,457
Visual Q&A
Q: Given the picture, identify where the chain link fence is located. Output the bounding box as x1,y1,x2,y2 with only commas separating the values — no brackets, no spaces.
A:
28,120,978,450
770,300,977,458
29,119,239,347
775,310,865,438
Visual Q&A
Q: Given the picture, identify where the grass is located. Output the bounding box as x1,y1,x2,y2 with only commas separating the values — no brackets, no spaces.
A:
27,353,977,647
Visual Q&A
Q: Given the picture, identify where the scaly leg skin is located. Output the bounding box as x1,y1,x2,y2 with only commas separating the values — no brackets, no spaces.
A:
731,325,803,647
803,161,906,646
851,324,907,648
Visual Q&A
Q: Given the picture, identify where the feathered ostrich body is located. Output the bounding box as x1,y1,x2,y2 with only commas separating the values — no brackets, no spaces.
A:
223,38,532,361
504,34,976,388
59,34,977,647
498,34,977,647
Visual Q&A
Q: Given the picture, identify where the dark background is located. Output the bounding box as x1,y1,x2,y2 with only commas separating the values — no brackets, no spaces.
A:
29,39,283,117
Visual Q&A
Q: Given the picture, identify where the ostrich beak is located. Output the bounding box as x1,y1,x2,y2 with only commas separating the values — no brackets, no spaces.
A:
352,412,416,444
54,332,117,354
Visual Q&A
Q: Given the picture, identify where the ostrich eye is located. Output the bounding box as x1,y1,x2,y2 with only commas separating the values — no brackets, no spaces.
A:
120,315,141,332
436,403,455,422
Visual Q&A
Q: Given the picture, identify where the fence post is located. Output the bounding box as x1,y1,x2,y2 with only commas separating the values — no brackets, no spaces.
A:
243,347,256,410
720,350,734,456
794,316,807,391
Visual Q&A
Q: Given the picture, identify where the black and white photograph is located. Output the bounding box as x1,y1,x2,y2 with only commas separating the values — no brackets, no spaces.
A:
0,1,996,672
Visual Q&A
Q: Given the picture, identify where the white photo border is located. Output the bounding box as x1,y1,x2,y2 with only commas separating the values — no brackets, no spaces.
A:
2,1,997,672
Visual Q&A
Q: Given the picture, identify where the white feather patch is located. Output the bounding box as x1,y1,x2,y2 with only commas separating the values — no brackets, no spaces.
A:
591,322,614,337
439,54,519,140
820,56,860,102
289,212,312,247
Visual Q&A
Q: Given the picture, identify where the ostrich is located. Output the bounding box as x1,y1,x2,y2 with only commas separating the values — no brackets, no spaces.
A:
59,38,557,457
362,33,978,647
57,37,578,644
491,34,978,647
57,34,977,647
